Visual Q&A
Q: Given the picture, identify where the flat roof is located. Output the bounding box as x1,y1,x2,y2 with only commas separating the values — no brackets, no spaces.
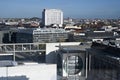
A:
17,28,68,34
87,48,120,62
59,43,91,53
0,61,17,67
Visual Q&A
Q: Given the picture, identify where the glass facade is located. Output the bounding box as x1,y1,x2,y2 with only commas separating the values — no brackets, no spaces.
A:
64,56,83,75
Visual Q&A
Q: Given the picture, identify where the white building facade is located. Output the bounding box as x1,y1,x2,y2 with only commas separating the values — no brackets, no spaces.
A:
42,9,63,27
0,64,56,80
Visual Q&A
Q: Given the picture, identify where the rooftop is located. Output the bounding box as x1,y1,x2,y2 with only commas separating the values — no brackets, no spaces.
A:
59,43,91,53
17,28,68,34
89,41,120,62
0,61,17,67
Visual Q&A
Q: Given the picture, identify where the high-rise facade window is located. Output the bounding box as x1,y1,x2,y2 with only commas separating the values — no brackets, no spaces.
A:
42,9,63,27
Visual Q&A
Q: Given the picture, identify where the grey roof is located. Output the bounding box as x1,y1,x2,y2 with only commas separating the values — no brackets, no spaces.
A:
59,43,91,53
0,61,17,67
85,31,114,39
17,28,68,34
87,48,120,62
88,41,120,62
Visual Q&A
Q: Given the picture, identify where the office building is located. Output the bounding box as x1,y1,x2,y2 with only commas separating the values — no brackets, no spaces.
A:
45,42,81,64
14,28,68,43
42,9,63,27
0,42,82,80
57,43,91,80
85,31,115,41
87,41,120,80
33,28,68,42
0,30,10,43
69,31,115,42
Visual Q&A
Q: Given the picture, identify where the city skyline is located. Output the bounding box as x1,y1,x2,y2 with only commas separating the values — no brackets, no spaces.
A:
0,0,120,18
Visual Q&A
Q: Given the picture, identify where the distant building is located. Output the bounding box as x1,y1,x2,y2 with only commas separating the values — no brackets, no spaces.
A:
69,31,115,42
33,28,68,42
13,28,68,43
5,22,18,26
65,26,81,30
101,26,118,31
0,30,10,43
42,9,63,27
85,31,114,41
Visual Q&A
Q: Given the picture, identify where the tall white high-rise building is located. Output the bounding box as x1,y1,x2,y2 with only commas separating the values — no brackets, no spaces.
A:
42,9,63,27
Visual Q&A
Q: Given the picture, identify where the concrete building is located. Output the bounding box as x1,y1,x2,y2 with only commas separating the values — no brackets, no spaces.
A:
2,41,120,80
0,39,120,80
87,41,120,80
46,42,81,63
69,31,115,42
42,9,63,27
33,28,68,42
85,31,114,41
0,43,46,62
57,43,91,80
0,62,56,80
0,30,10,43
0,42,82,64
0,42,84,80
14,28,68,43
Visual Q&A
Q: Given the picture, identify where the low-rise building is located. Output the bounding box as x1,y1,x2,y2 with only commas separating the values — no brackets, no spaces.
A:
13,28,68,43
0,62,56,80
57,43,91,80
87,41,120,80
69,31,115,42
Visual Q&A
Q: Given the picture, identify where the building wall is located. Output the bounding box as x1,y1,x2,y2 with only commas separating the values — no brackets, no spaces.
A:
0,64,57,80
87,48,120,80
13,28,68,43
0,31,10,43
0,31,4,43
16,33,33,43
42,9,63,26
61,53,86,80
33,33,68,43
46,42,81,63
